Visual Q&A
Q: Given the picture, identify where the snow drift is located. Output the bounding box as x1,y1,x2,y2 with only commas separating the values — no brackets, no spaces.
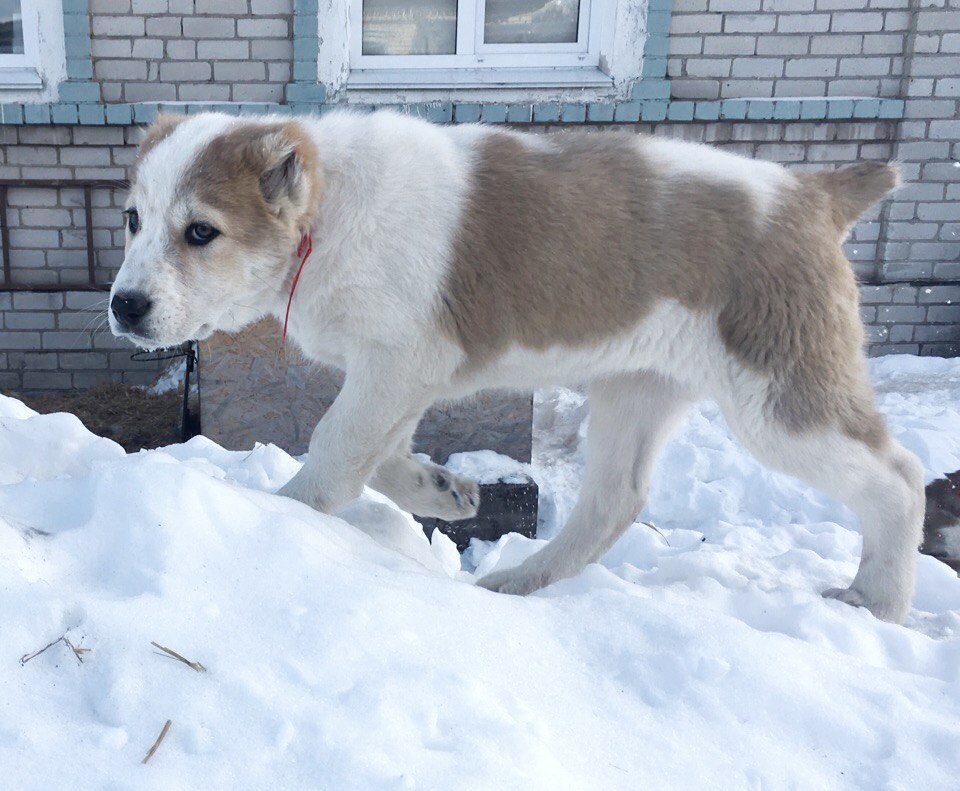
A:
2,356,960,789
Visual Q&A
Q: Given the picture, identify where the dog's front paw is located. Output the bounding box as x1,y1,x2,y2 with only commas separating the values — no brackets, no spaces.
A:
427,468,480,521
821,585,910,624
476,564,551,596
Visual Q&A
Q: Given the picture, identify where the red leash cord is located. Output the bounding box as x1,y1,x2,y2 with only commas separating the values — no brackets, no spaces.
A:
282,231,313,343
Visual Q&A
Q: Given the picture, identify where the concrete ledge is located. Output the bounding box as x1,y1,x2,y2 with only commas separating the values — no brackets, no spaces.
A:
0,97,907,126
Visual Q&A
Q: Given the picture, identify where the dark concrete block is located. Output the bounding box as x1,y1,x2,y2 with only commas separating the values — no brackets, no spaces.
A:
922,471,960,573
920,342,960,357
415,392,533,464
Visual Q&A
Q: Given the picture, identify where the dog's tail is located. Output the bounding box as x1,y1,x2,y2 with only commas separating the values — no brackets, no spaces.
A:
810,162,901,233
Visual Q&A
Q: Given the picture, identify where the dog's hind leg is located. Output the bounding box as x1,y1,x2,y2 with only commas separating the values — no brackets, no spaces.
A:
719,376,924,624
477,371,692,595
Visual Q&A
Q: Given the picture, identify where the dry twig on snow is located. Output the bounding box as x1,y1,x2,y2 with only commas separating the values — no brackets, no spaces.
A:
150,641,206,672
63,637,91,664
142,719,172,765
19,636,65,665
20,634,90,666
640,520,671,547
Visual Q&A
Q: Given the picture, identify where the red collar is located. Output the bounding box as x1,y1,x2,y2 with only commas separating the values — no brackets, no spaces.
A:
282,231,313,343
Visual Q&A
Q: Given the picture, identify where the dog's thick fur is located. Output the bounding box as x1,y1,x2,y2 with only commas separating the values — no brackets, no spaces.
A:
111,111,924,623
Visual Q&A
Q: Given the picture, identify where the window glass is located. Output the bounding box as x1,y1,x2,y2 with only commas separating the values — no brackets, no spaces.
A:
362,0,458,55
484,0,581,45
0,0,24,55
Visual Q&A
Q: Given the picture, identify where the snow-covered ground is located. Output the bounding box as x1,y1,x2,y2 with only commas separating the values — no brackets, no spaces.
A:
3,356,960,790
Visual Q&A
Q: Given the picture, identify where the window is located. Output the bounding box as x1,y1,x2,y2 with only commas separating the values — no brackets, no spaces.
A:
0,0,41,88
0,0,24,53
348,0,613,88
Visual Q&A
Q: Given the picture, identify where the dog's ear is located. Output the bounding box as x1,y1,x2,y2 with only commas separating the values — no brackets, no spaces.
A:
253,123,323,226
260,144,298,204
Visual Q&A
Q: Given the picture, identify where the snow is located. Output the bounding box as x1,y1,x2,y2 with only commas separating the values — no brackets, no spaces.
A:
444,449,532,485
145,359,186,395
3,356,960,789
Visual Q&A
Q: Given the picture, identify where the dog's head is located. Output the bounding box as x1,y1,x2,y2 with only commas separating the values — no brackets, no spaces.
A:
109,113,323,349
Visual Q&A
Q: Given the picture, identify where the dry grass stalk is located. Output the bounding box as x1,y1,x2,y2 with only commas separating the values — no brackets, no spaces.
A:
20,633,90,666
142,719,172,765
150,641,206,672
63,637,91,664
640,520,671,547
19,636,64,665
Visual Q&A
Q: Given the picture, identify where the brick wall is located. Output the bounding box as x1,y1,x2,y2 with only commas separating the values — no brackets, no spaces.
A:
0,0,957,392
668,0,914,101
0,291,164,391
90,0,293,104
0,125,164,391
0,127,129,287
885,3,960,286
666,1,960,277
0,116,956,393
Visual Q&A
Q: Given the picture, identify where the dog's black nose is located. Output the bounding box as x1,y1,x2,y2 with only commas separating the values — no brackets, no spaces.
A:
111,292,152,329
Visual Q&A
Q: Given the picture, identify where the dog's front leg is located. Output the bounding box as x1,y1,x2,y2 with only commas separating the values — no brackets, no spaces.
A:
278,355,433,514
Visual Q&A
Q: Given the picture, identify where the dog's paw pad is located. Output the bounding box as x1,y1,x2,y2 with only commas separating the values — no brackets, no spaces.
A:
428,468,479,519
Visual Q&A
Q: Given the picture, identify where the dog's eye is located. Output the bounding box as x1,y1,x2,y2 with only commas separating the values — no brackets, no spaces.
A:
185,222,220,247
124,208,140,235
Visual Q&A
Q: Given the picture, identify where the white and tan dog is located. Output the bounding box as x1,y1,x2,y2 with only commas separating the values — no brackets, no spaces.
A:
109,110,923,623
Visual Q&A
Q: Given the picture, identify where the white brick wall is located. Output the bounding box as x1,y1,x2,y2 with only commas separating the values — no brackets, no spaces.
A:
0,127,130,288
2,115,956,389
665,0,960,295
89,0,294,104
0,0,957,390
0,291,165,391
668,0,911,100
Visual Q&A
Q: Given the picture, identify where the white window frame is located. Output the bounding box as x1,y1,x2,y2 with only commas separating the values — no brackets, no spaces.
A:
0,0,42,88
347,0,613,88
